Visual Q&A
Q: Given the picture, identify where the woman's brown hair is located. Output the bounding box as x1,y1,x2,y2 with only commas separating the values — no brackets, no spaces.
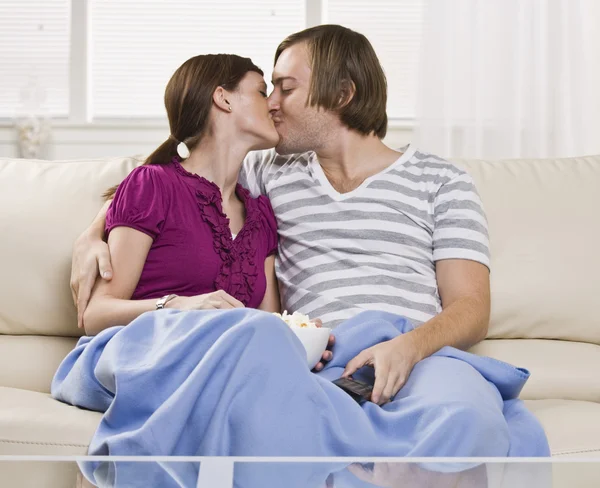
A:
103,54,263,200
275,25,388,139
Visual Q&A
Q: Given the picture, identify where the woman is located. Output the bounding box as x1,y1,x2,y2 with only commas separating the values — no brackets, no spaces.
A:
83,54,281,335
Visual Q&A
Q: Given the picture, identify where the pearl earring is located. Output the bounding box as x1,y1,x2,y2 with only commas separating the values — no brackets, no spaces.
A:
176,141,190,159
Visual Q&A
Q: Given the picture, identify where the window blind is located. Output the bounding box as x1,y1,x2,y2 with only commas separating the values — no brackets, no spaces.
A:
89,0,305,118
0,0,70,118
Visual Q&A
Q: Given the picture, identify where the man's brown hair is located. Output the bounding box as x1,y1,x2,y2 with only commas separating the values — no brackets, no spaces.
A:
275,24,387,138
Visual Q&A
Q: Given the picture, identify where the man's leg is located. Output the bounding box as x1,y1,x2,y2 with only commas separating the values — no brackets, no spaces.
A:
387,355,510,457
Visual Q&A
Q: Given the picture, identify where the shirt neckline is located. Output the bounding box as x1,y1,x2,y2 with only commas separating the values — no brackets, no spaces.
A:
308,144,416,201
171,158,252,240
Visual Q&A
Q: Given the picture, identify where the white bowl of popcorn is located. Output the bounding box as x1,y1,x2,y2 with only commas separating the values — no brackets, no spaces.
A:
274,311,330,370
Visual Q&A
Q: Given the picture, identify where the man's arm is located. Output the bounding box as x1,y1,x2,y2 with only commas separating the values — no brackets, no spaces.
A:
343,259,490,405
343,168,491,405
70,199,113,328
405,259,490,359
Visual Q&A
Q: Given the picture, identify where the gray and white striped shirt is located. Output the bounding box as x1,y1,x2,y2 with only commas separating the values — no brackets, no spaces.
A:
240,144,490,328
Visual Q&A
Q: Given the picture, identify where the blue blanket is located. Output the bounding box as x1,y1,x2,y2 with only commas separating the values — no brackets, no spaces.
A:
52,308,549,465
77,460,509,488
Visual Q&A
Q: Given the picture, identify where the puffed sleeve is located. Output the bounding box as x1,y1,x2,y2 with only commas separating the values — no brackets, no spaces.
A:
105,165,168,241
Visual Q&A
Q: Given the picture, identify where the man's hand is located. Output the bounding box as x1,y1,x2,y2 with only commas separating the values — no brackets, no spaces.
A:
70,232,113,328
312,318,335,372
342,260,491,405
342,333,421,405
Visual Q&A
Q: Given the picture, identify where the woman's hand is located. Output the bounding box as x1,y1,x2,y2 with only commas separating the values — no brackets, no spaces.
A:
167,290,245,310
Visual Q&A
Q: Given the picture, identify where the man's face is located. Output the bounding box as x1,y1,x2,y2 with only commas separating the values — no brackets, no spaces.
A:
269,42,333,155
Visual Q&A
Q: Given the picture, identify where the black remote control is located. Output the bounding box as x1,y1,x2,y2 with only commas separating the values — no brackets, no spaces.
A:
332,377,373,405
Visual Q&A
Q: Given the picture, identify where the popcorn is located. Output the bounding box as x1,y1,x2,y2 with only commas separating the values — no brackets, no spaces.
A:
273,310,317,329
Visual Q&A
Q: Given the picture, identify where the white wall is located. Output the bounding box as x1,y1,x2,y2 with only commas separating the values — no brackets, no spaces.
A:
0,123,167,160
589,0,600,138
0,123,414,160
0,0,415,161
3,1,597,163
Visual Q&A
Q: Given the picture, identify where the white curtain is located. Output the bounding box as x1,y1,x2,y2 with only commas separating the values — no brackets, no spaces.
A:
413,0,600,159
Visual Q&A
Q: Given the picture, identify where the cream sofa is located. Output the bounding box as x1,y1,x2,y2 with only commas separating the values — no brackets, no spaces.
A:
0,153,599,486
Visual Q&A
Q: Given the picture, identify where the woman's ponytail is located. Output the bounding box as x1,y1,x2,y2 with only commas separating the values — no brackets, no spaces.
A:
145,135,180,165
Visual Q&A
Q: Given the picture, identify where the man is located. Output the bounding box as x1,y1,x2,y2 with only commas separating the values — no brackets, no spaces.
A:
71,25,490,410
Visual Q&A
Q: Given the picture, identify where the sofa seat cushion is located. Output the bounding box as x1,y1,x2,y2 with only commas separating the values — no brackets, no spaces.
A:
0,387,100,455
526,399,600,457
470,339,600,402
0,461,85,488
1,387,598,457
0,335,78,393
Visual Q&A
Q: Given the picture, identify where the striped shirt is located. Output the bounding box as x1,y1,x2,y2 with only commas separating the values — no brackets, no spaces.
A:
239,144,490,328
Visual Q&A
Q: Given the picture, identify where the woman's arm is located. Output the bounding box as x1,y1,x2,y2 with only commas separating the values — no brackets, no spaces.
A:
258,255,281,313
83,226,157,335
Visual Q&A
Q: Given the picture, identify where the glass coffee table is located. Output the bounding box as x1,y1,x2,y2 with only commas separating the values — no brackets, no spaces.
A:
0,456,599,487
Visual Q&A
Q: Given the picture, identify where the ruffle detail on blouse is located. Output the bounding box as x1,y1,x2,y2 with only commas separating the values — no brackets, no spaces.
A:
173,160,262,306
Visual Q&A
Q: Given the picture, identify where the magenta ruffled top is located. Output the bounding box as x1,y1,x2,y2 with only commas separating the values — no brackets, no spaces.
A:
105,158,278,308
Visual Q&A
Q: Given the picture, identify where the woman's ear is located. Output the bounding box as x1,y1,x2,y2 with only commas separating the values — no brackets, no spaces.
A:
213,86,233,113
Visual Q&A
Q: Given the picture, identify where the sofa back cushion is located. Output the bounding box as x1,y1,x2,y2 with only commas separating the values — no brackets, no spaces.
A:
1,153,599,347
454,155,600,344
0,156,141,338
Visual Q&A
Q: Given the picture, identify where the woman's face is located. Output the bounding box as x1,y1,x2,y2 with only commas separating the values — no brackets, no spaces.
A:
229,71,280,150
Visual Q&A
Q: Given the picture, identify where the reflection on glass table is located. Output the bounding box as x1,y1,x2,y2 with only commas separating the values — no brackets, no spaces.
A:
1,459,598,488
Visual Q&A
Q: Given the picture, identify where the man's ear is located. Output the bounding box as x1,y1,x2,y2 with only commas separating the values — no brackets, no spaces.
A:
213,86,232,113
336,79,356,109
